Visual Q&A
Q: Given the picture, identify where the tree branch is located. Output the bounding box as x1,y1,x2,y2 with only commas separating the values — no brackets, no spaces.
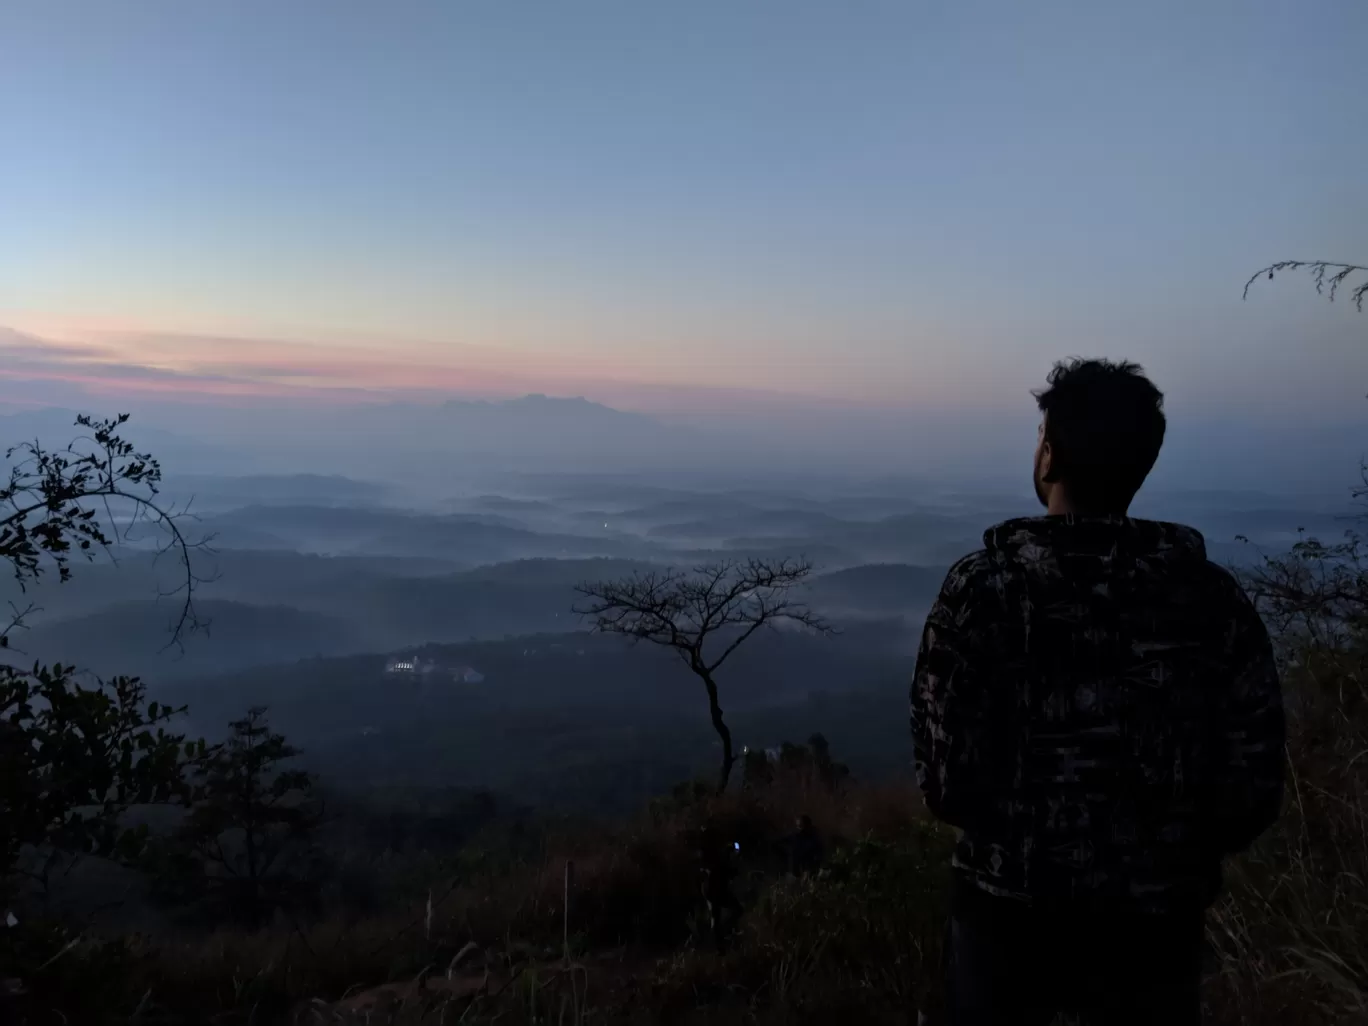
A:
0,414,214,651
1244,260,1368,313
574,557,835,791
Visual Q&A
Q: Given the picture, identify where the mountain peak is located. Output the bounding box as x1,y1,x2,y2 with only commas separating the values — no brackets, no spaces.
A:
507,394,597,408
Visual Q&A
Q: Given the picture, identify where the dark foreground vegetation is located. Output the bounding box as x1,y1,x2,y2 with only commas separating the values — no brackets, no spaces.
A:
3,415,1366,1025
6,659,1367,1026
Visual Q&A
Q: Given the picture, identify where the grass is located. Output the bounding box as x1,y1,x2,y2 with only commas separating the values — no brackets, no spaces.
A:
7,649,1368,1025
1203,642,1368,1026
8,768,946,1024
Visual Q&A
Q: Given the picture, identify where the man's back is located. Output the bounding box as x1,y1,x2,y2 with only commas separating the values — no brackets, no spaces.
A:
912,514,1285,914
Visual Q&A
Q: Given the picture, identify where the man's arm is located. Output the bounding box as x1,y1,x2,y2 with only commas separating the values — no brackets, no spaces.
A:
911,556,1000,832
1208,581,1286,855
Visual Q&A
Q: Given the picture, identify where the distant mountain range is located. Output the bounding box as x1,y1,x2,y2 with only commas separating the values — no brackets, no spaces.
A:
131,393,706,483
0,393,706,483
7,391,1365,495
0,406,248,474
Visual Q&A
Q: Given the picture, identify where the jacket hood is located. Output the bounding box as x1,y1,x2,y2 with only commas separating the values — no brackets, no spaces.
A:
983,515,1207,574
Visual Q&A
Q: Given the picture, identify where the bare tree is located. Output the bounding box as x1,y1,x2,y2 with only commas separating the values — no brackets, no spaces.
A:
575,558,833,792
1244,260,1368,313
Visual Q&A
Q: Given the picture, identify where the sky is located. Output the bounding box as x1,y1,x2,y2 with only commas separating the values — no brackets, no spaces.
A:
1,1,1366,449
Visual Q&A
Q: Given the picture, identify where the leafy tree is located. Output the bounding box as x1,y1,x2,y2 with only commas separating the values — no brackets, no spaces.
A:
0,668,200,900
1,414,203,626
743,734,849,794
152,707,323,929
773,734,849,790
1244,260,1368,313
0,414,205,903
575,559,833,792
805,732,849,790
741,746,774,790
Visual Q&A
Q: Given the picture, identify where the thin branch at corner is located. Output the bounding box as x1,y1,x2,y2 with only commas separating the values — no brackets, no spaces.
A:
1243,260,1368,313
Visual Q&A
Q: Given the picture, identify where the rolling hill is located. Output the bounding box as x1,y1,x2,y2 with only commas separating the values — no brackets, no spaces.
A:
803,563,947,617
6,599,370,679
159,473,390,512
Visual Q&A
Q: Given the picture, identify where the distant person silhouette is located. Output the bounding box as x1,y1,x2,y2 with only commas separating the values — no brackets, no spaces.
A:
911,359,1285,1026
695,824,742,953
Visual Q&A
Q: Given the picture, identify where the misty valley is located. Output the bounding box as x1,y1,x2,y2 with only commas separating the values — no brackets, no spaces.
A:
0,432,1336,817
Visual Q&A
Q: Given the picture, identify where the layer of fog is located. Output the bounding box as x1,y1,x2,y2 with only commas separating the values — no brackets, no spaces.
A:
4,390,1360,507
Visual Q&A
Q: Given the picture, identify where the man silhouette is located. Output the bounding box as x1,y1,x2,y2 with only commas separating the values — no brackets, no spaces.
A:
912,359,1285,1025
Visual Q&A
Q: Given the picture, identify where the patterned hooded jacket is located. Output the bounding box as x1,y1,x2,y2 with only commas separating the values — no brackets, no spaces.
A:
911,515,1285,913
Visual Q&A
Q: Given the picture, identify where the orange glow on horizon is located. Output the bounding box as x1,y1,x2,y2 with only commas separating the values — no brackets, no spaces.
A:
0,319,659,403
0,314,950,416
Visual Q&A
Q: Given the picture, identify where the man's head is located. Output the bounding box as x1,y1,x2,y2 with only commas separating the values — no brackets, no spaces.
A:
1032,359,1166,515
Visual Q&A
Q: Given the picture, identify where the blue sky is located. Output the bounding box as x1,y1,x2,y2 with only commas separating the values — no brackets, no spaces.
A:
0,0,1365,421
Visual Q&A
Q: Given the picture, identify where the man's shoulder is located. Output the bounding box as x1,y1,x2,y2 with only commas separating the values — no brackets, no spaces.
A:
934,538,1253,615
1158,554,1255,607
939,548,1000,598
929,549,1011,625
1129,554,1264,649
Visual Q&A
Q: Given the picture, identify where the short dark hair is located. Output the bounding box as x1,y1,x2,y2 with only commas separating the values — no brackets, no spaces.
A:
1033,358,1166,512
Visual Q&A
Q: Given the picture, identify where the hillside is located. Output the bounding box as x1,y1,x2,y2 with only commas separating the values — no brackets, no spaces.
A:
153,619,914,811
0,540,939,680
0,548,470,625
647,509,852,541
7,599,368,679
194,504,655,563
803,563,946,617
158,473,390,512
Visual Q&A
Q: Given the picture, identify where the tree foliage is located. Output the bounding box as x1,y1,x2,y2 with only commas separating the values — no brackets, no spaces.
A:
1238,465,1368,651
742,732,849,792
150,707,322,929
1241,530,1368,652
0,667,200,898
0,414,205,902
1244,260,1368,313
575,558,833,792
1223,515,1368,1017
